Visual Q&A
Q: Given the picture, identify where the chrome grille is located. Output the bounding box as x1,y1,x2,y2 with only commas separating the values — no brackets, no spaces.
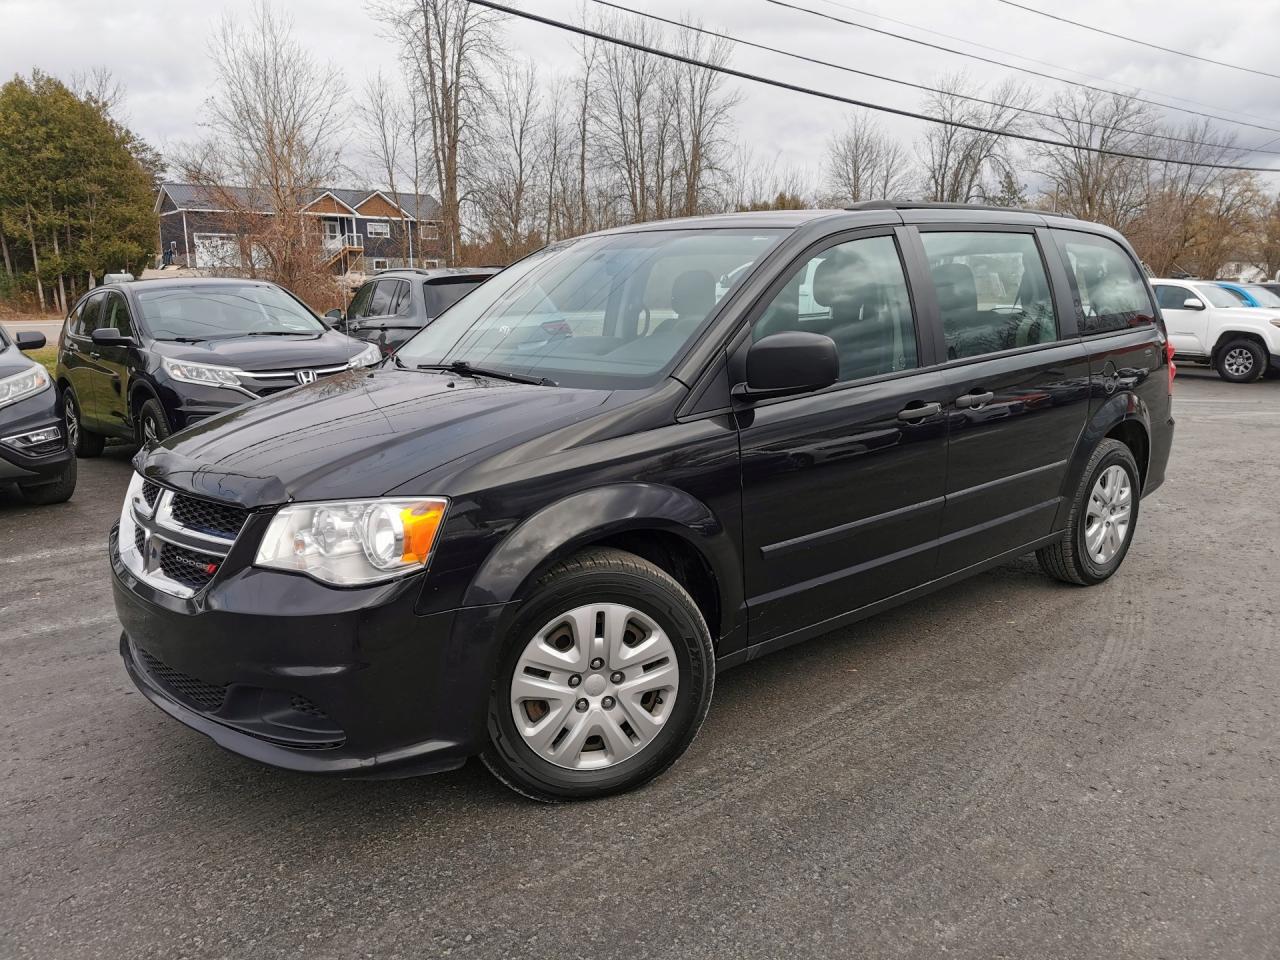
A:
118,474,243,599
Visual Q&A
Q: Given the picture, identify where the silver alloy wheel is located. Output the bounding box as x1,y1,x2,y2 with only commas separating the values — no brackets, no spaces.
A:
510,603,680,770
1084,465,1133,565
143,413,158,444
1223,347,1255,378
65,398,79,449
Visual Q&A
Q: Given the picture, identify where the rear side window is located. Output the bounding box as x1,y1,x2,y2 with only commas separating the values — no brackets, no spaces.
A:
1055,232,1154,334
752,234,918,383
920,231,1058,359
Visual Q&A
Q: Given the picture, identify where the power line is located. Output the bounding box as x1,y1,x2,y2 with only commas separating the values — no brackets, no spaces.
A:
807,0,1280,127
591,0,1280,158
764,0,1280,137
466,0,1280,173
993,0,1280,81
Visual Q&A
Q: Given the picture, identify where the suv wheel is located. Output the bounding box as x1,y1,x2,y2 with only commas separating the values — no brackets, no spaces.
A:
1038,438,1140,586
1215,338,1265,383
18,457,77,505
482,547,714,802
63,388,104,458
136,398,171,446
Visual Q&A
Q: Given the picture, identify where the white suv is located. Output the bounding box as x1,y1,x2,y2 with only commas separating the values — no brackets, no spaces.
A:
1152,279,1280,382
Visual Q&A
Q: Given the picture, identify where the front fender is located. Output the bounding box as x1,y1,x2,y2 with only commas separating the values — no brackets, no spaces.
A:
461,481,742,631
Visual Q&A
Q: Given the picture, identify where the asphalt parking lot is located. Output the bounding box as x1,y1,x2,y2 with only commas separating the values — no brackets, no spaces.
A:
2,367,1278,960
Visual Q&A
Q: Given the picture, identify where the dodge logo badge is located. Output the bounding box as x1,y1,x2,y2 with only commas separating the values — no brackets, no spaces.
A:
296,369,317,385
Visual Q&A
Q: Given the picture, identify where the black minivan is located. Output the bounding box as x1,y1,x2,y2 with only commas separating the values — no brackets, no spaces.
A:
56,278,380,454
111,203,1174,801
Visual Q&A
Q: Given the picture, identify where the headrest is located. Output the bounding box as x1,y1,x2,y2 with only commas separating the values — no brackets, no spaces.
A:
932,262,977,312
812,255,862,309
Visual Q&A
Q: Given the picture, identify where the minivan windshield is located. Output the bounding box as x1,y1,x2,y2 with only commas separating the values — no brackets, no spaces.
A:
394,229,784,388
135,284,326,341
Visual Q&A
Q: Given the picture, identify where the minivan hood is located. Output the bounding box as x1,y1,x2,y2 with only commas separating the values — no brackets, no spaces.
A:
142,368,613,506
150,329,365,371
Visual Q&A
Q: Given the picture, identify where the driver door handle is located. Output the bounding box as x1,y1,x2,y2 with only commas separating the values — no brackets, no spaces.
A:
897,401,942,421
956,390,995,409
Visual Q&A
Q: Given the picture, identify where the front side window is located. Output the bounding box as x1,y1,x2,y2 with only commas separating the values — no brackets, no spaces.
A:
389,280,412,317
395,229,783,389
367,280,397,316
1217,285,1251,306
101,293,135,337
1056,232,1155,334
347,281,375,319
78,293,105,336
135,284,325,341
1154,284,1195,310
1195,284,1245,309
752,234,917,383
921,231,1058,359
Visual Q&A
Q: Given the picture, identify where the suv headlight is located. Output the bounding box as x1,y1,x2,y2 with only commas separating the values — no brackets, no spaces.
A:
348,343,382,368
161,356,245,388
255,497,448,585
0,364,50,409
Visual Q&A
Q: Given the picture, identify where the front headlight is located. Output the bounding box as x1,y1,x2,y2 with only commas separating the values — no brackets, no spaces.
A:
255,497,448,585
160,356,245,388
348,343,382,368
0,364,50,409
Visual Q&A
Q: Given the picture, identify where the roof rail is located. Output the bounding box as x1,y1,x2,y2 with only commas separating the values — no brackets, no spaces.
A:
844,199,1073,218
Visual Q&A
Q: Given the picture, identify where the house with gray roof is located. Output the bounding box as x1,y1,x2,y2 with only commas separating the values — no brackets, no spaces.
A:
154,182,446,276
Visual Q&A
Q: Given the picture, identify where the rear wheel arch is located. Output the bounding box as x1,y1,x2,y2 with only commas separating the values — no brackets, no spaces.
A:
1105,419,1150,492
1055,397,1152,529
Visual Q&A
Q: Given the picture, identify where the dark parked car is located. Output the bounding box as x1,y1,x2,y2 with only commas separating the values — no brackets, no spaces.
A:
329,266,501,355
55,278,380,454
112,202,1174,801
0,326,75,504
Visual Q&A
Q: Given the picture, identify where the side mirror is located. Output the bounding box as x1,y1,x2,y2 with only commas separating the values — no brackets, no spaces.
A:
91,327,132,346
733,331,839,400
14,331,46,351
1182,297,1205,311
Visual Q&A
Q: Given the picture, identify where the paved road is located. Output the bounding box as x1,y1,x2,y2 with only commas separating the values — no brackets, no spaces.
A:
0,318,63,344
3,369,1278,960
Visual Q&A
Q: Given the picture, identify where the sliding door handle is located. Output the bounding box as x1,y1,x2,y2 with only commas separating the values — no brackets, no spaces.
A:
956,390,995,409
897,401,942,421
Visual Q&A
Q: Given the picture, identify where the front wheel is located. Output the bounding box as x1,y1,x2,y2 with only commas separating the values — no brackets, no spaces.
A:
136,398,171,447
1038,438,1140,586
482,547,714,802
1215,338,1266,383
18,456,77,505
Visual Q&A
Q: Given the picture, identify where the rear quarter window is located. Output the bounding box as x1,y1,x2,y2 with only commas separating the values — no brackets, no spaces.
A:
1054,231,1154,335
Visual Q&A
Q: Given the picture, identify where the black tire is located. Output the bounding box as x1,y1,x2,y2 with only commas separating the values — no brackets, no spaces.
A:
18,456,77,505
1214,338,1266,383
136,398,171,447
1038,438,1140,586
63,388,104,458
482,547,715,802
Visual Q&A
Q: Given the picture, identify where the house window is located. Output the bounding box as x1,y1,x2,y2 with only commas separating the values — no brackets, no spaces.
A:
370,258,389,271
367,221,390,238
322,220,341,240
419,221,441,241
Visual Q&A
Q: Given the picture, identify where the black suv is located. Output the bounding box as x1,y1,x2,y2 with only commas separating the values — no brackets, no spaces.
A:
330,266,501,354
0,326,75,504
111,204,1174,801
55,278,380,454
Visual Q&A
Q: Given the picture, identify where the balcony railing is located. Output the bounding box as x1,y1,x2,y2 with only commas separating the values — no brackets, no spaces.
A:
322,232,364,253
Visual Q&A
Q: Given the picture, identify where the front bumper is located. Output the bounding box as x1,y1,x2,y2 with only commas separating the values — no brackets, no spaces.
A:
111,524,509,777
0,387,72,483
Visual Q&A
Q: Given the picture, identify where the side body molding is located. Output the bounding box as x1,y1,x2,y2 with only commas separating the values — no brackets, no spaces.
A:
461,482,745,645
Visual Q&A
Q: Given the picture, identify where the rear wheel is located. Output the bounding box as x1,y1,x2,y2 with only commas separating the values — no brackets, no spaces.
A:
482,547,714,802
1038,438,1140,586
18,457,77,505
1215,338,1265,383
63,388,104,458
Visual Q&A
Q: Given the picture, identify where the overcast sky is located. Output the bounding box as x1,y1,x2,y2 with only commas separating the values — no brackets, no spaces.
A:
3,0,1279,193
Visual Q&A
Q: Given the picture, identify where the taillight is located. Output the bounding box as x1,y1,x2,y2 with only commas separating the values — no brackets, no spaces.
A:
1166,340,1176,394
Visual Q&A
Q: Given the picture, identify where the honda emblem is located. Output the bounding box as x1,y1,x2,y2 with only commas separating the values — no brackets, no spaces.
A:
296,369,317,385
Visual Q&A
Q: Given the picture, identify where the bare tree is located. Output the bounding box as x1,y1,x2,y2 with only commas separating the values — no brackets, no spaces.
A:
825,109,914,203
919,74,1028,204
669,25,740,217
176,1,347,303
380,0,497,264
472,61,544,261
362,71,415,264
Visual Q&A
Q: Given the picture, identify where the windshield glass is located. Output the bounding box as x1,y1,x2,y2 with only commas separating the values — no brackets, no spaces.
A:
394,229,784,388
1244,285,1280,307
1196,284,1243,308
136,284,325,340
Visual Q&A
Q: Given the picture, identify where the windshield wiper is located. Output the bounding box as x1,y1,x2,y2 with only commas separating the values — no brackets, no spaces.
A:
415,360,555,386
154,336,209,343
242,330,318,336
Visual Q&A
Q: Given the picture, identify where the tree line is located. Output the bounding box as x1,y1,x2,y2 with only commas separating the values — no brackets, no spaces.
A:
0,70,160,312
